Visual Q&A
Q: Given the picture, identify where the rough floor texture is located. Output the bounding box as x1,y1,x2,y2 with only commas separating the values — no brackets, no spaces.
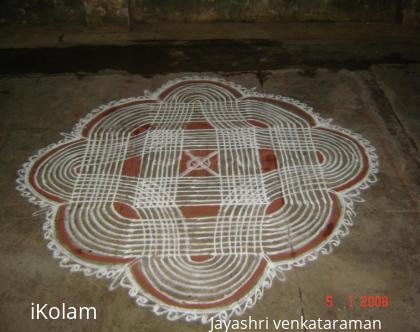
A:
371,64,420,150
0,66,419,331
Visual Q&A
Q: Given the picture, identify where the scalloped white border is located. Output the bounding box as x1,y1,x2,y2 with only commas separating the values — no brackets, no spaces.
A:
16,75,379,324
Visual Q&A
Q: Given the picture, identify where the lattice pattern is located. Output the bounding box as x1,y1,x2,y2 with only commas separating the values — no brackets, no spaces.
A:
17,77,378,323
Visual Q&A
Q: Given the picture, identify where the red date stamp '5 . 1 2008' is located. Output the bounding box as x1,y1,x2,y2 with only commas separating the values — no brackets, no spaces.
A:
326,295,390,309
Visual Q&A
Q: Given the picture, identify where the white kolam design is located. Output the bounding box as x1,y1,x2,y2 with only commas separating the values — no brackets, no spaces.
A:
17,76,378,323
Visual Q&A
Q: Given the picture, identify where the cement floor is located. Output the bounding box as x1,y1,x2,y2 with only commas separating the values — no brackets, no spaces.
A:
0,66,419,331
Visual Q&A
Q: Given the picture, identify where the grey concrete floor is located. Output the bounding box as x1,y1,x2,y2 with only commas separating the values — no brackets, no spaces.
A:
0,67,419,331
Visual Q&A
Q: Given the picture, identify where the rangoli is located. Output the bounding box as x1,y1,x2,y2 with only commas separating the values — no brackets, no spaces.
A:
17,77,378,323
